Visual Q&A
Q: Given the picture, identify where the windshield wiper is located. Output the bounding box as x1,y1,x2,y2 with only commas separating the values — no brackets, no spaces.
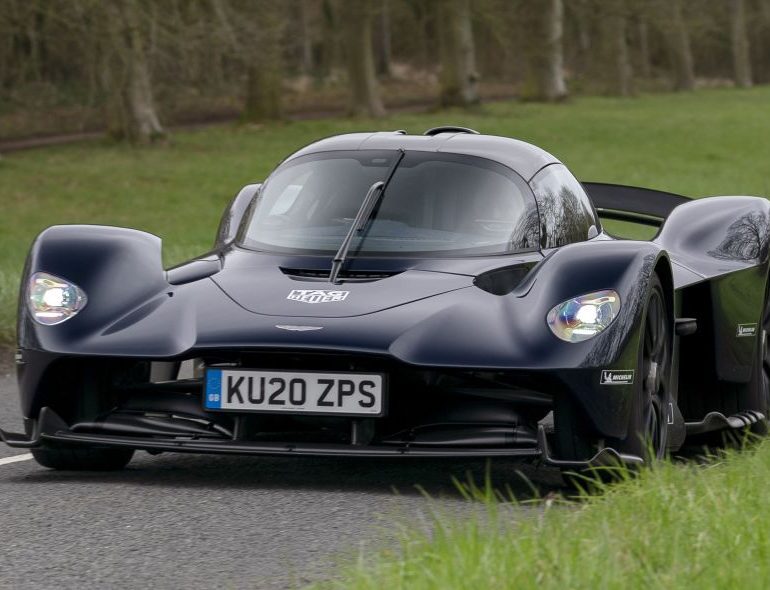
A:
329,181,383,284
329,149,405,284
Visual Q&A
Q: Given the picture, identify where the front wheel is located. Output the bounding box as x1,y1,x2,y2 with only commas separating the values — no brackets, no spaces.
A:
614,274,671,462
31,446,134,471
748,281,770,435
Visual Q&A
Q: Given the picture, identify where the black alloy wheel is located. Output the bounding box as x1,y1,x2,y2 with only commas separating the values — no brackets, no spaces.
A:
761,291,770,411
642,286,669,457
751,287,770,434
616,275,671,462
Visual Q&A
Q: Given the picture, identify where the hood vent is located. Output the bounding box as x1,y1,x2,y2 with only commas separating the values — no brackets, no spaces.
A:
473,264,534,296
280,267,402,283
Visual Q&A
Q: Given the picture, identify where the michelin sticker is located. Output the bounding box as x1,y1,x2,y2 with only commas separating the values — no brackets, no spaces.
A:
737,323,758,338
600,370,635,385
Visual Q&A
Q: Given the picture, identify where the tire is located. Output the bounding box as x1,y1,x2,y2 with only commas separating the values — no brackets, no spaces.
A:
614,274,671,462
31,446,134,471
747,282,770,435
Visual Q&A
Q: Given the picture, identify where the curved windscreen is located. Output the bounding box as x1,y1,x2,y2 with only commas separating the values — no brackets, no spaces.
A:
239,150,539,257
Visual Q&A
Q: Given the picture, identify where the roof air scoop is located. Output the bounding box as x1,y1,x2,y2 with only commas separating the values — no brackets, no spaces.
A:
424,126,480,136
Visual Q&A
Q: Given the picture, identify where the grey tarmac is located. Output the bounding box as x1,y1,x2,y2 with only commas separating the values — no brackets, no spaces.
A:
0,371,563,590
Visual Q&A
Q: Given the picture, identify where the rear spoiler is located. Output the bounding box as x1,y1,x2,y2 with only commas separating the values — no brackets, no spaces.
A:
582,182,691,227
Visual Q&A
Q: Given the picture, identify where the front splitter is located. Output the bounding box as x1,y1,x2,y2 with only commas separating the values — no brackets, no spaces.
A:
0,406,644,469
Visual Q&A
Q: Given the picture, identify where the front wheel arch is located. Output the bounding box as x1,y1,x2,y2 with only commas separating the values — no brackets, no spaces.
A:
553,268,675,463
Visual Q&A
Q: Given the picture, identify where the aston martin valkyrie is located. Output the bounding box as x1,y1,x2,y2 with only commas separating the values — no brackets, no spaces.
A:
3,126,769,472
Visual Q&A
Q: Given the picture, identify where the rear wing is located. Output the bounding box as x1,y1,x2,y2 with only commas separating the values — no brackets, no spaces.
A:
582,182,691,227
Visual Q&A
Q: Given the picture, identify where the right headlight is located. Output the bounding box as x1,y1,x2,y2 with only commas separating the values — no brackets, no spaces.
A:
546,290,621,343
28,272,87,326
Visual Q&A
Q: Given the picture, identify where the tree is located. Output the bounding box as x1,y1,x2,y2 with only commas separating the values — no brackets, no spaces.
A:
0,0,46,90
522,0,567,101
664,0,696,91
210,0,286,123
101,0,166,143
728,0,753,88
437,0,479,107
543,0,567,100
608,0,634,96
750,0,770,83
242,1,285,122
338,0,385,117
375,0,392,77
569,0,594,79
637,17,652,79
298,0,316,76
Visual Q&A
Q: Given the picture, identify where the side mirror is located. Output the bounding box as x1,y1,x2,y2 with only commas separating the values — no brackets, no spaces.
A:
214,183,261,248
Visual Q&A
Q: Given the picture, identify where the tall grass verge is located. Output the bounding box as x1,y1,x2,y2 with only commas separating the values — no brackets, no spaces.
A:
320,441,770,589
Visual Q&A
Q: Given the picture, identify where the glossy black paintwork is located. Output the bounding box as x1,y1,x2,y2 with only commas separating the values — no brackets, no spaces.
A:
658,196,770,384
585,182,690,219
167,257,221,285
16,228,662,438
12,131,770,452
657,196,770,278
214,183,261,248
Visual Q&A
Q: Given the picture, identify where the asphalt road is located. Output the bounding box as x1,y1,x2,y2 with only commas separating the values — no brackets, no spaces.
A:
0,369,563,589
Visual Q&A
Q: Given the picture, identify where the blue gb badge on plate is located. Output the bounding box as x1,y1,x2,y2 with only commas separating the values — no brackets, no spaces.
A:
205,369,223,409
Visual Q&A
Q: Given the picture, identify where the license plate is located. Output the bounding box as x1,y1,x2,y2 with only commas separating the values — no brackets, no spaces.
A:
204,368,385,417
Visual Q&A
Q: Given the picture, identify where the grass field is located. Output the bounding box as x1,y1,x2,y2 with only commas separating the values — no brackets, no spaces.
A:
320,441,770,590
3,87,770,587
2,86,770,346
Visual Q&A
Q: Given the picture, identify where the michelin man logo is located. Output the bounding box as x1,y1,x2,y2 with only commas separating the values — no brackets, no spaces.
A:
737,323,758,338
600,370,635,385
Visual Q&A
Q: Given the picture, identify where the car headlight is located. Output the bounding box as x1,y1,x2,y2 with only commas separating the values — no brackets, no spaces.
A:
28,272,87,325
547,290,621,343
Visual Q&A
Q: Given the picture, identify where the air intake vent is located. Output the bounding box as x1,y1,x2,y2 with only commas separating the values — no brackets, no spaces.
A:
424,126,479,136
473,265,534,296
280,268,401,283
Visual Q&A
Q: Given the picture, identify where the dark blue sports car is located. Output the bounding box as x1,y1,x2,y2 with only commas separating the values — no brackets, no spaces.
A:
4,126,769,472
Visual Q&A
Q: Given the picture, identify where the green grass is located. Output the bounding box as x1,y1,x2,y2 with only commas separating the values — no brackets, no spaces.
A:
2,86,770,347
320,442,770,590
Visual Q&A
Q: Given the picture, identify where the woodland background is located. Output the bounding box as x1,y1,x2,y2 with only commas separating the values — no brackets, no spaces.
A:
0,0,767,144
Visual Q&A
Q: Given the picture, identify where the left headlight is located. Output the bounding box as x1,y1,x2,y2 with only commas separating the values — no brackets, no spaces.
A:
28,272,87,325
547,290,621,343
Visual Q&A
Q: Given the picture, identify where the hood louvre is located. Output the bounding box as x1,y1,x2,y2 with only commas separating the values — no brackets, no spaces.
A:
280,267,401,283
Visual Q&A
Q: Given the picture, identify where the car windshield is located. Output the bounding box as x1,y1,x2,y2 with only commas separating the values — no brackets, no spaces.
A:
239,150,539,257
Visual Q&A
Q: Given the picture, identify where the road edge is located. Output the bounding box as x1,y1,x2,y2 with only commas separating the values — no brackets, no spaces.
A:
0,348,13,376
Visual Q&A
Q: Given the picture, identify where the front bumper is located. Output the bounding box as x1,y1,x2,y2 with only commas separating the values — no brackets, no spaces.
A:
0,406,643,469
